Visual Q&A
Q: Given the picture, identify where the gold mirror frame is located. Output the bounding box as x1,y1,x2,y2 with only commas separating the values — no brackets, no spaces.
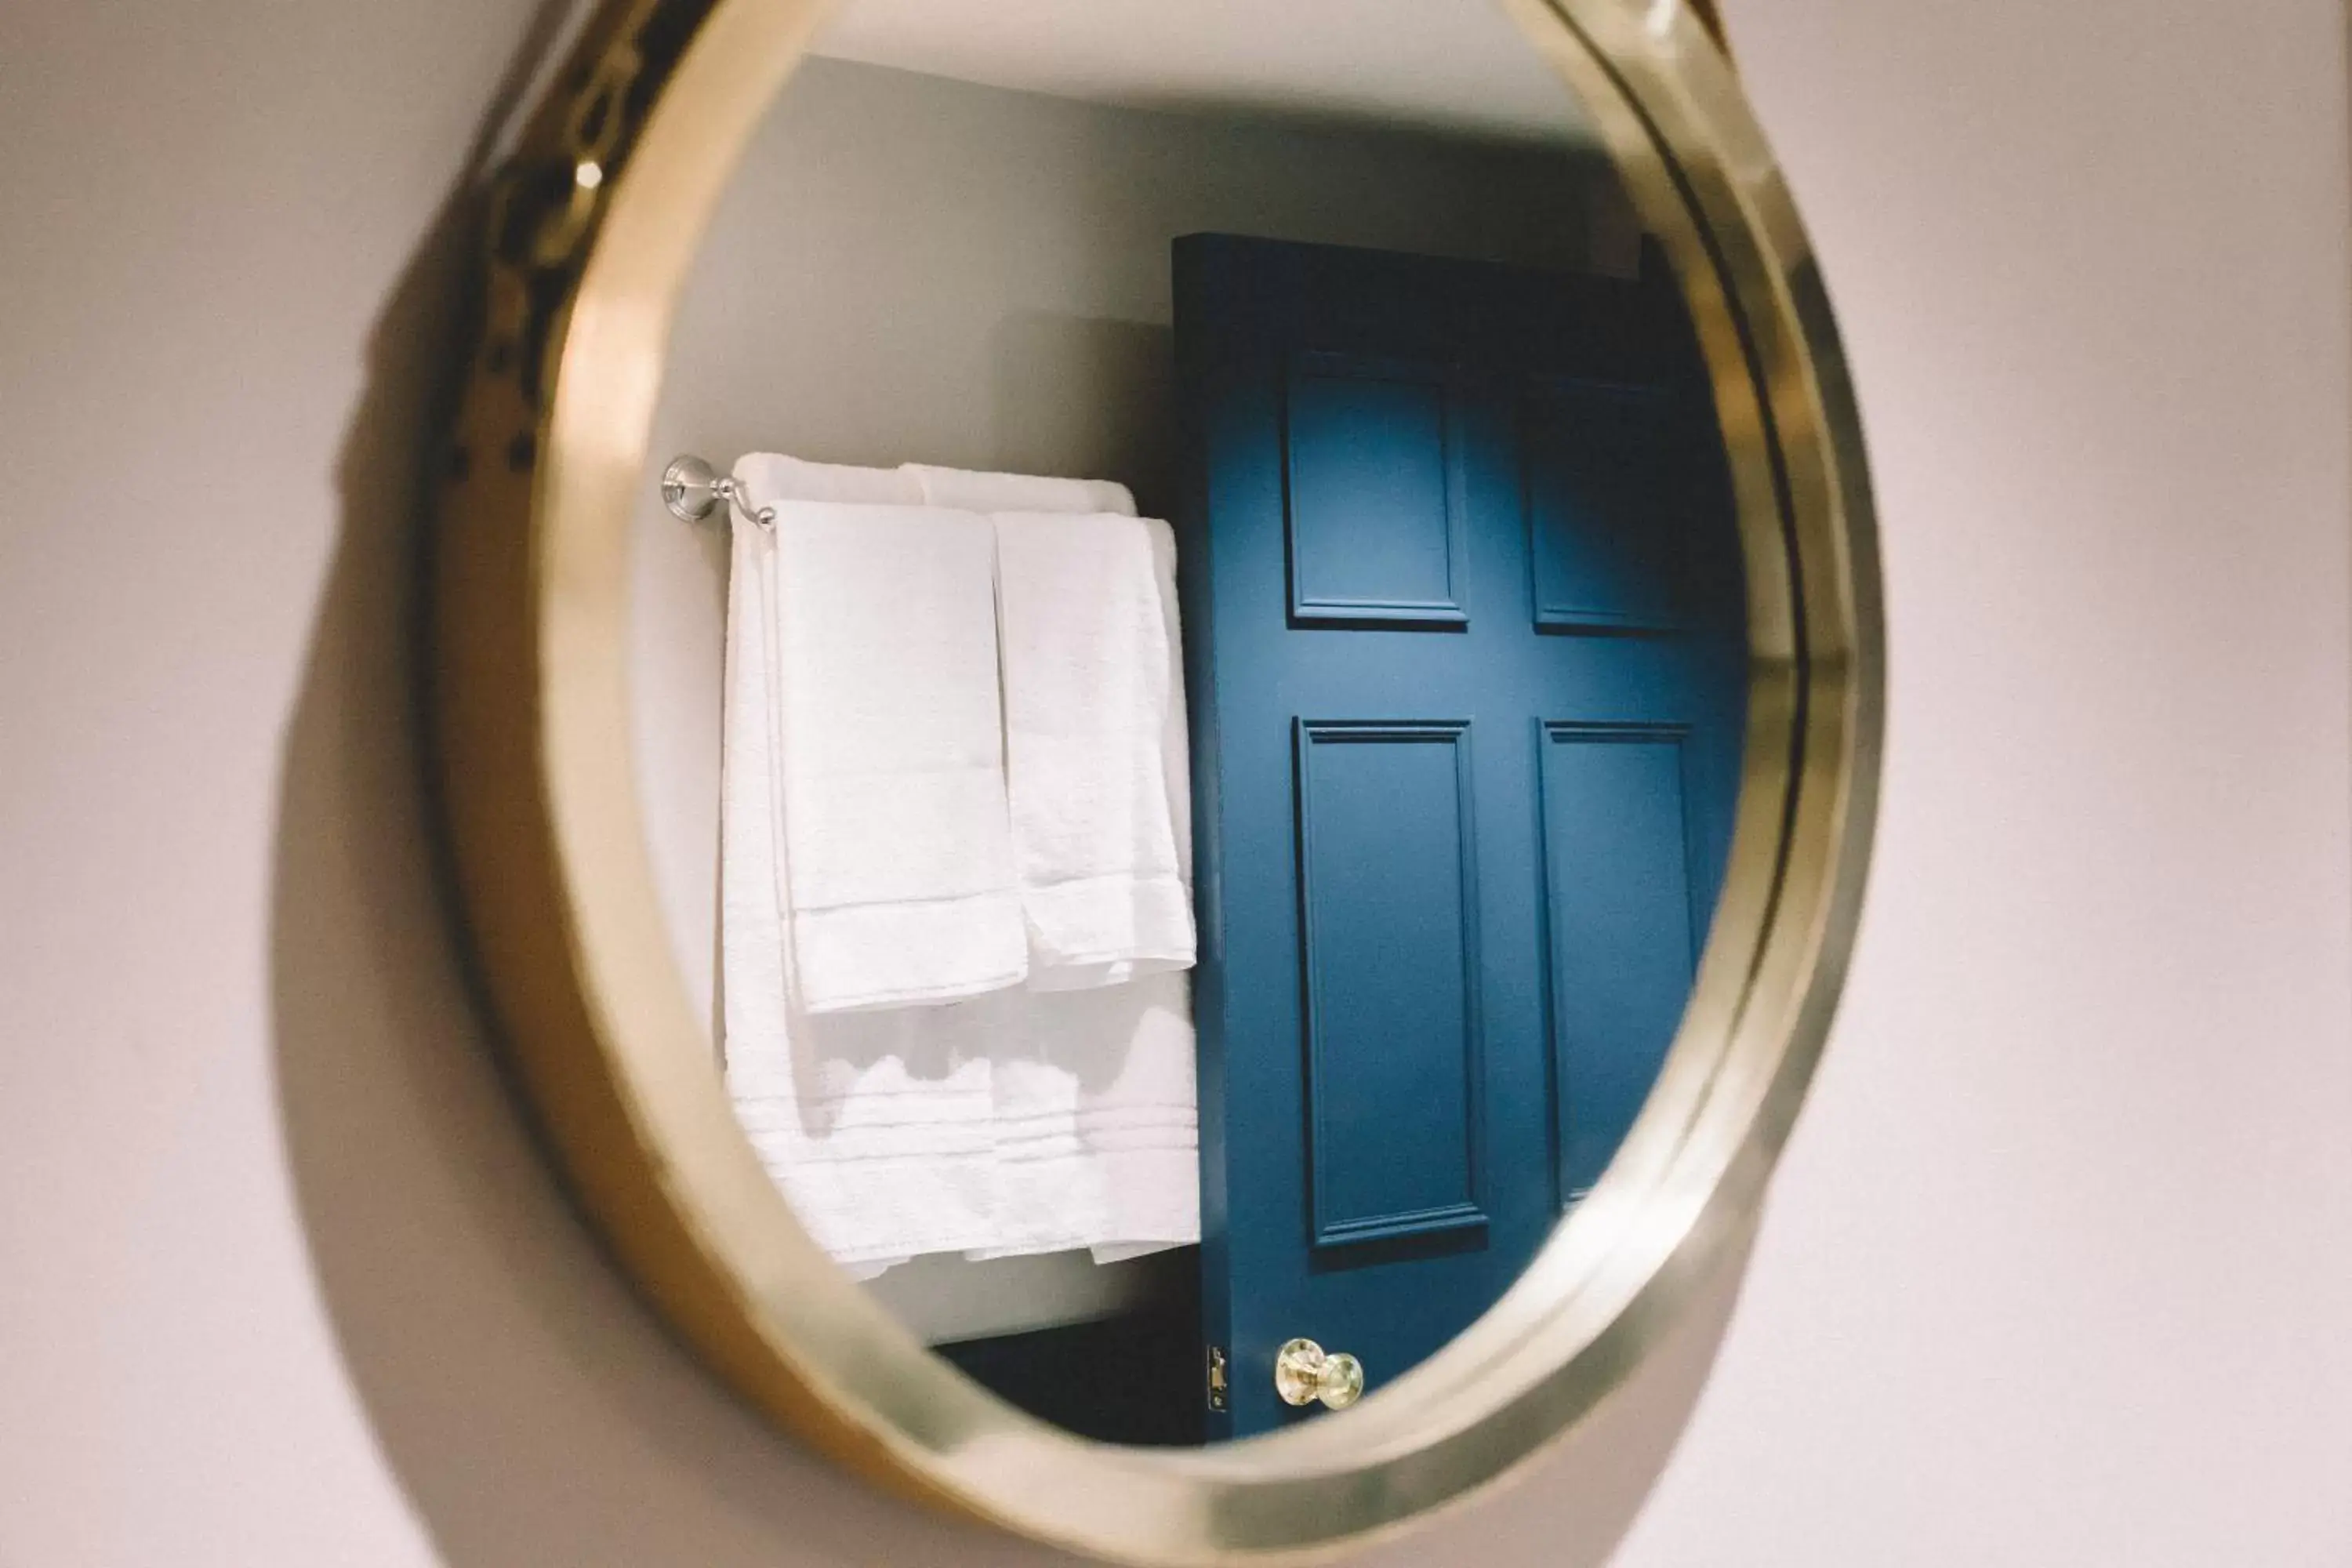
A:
430,0,1882,1560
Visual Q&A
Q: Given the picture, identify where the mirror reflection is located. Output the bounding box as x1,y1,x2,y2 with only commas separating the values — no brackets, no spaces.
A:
631,0,1746,1447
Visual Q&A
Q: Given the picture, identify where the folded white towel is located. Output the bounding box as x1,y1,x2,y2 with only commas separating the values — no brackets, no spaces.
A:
974,973,1202,1265
721,504,1002,1274
770,499,1028,1012
736,452,924,506
731,1005,1005,1279
720,453,1199,1276
994,510,1197,990
904,463,1138,519
1148,517,1194,887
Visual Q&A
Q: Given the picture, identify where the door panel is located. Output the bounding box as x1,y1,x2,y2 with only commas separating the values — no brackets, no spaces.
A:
1295,719,1486,1253
1284,354,1472,626
1526,377,1689,633
1174,233,1741,1439
1537,722,1701,1203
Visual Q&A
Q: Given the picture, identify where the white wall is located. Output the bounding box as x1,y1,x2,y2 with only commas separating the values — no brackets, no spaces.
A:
4,1,2350,1565
629,56,1617,1341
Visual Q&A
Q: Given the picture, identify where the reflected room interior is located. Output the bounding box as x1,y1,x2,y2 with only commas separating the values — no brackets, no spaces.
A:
628,0,1748,1447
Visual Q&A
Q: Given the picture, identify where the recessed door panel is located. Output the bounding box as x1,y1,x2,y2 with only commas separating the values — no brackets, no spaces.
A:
1285,354,1470,626
1526,376,1687,633
1294,720,1485,1252
1538,723,1700,1203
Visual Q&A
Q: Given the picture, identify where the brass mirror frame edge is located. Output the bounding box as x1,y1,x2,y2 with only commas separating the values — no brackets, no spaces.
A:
427,0,1881,1561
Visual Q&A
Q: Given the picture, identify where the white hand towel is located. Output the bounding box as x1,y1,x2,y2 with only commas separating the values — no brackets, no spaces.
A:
994,511,1197,990
721,508,1003,1275
904,463,1138,519
771,499,1029,1012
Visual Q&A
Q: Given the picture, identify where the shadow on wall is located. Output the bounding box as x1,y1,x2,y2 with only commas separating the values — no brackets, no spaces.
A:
990,314,1181,516
266,13,1753,1564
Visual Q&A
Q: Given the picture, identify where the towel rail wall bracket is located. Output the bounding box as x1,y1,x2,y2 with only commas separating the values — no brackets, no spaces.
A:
661,453,773,527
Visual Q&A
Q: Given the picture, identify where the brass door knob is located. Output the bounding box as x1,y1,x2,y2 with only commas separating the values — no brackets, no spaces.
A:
1273,1338,1365,1411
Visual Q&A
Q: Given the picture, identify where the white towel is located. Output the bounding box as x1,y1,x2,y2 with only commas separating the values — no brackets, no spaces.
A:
904,463,1138,519
736,452,924,506
995,511,1197,990
981,507,1200,1261
770,499,1028,1013
974,974,1202,1264
721,501,1001,1276
720,454,1198,1275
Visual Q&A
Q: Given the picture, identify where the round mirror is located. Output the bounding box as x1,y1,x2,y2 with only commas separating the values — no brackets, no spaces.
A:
432,0,1879,1559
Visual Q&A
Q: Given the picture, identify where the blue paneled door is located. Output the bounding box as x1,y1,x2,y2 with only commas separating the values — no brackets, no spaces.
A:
1173,235,1745,1439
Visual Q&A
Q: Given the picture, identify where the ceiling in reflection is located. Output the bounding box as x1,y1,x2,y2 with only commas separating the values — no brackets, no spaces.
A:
813,0,1596,144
